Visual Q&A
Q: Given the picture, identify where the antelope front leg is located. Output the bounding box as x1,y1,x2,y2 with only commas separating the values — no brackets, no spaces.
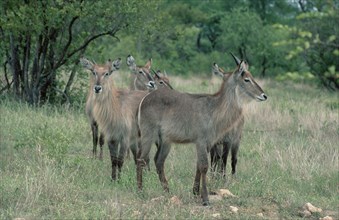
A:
231,142,239,176
98,132,105,160
193,165,201,195
117,139,129,179
221,141,231,177
137,137,153,191
91,121,99,158
155,143,171,192
196,145,210,206
107,139,119,181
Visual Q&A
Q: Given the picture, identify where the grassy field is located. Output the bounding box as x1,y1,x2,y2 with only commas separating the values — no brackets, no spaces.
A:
0,75,338,219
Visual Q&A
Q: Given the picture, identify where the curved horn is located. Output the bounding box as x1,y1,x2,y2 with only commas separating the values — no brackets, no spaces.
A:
151,69,161,79
230,52,241,65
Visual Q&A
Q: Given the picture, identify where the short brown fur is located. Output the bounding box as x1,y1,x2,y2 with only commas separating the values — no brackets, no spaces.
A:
81,57,150,180
136,54,267,205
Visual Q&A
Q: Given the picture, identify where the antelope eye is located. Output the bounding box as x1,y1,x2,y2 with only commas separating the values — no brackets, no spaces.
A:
105,72,109,76
92,71,96,76
159,81,164,84
244,78,250,82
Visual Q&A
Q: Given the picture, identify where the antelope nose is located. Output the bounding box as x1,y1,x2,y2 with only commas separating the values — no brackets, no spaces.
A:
261,93,267,101
147,81,157,90
94,85,102,93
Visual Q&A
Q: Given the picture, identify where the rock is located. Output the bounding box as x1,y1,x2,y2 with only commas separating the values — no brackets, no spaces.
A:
132,211,141,217
218,189,236,197
256,213,264,217
229,206,238,213
169,196,182,205
298,210,312,218
320,216,333,220
303,202,322,213
212,213,221,218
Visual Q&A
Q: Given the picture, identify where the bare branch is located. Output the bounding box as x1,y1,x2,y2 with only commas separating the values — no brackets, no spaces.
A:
55,16,79,68
55,27,121,68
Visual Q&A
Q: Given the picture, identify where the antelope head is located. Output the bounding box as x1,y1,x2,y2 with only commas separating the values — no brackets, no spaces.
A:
80,57,122,94
229,53,267,102
152,69,174,89
214,53,267,103
126,55,155,87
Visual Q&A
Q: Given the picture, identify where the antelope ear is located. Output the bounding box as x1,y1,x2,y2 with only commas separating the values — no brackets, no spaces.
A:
212,63,224,78
145,58,152,70
236,61,247,76
80,58,94,70
111,58,122,71
126,55,137,71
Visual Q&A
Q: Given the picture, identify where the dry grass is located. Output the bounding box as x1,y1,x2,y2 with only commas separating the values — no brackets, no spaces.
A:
0,76,338,219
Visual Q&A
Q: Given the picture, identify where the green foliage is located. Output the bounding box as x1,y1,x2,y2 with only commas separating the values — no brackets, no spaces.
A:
273,4,339,89
1,0,338,106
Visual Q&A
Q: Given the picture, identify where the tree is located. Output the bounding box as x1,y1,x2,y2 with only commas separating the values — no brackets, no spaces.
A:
275,1,339,90
0,0,158,105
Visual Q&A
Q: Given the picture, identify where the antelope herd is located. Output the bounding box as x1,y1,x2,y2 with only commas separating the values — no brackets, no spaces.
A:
80,54,267,206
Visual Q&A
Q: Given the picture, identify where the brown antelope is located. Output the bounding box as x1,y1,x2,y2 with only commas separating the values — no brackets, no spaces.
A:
209,63,245,177
83,55,162,161
136,53,267,206
126,55,174,165
126,55,154,90
81,57,155,180
83,58,120,161
126,55,173,90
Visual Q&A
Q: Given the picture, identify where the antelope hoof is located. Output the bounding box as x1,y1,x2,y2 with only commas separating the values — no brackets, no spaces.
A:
202,200,210,206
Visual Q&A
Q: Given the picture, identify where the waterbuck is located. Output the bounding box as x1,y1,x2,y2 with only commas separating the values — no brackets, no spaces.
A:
126,55,173,90
126,55,174,165
81,57,154,180
209,62,245,177
136,53,267,206
126,55,154,90
82,58,121,160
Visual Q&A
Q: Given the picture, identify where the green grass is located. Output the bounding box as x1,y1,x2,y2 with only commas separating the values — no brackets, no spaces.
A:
0,78,338,219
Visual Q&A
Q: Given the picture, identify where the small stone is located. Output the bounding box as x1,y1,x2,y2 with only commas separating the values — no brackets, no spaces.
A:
256,213,264,217
132,211,141,216
303,202,323,213
212,213,221,218
320,216,333,220
218,189,236,197
299,210,312,218
230,206,238,213
169,196,182,205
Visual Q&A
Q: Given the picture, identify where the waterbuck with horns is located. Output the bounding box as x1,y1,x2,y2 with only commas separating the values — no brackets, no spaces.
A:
126,55,173,90
126,55,174,165
83,55,165,161
81,57,155,180
83,58,121,160
209,63,245,177
136,53,267,206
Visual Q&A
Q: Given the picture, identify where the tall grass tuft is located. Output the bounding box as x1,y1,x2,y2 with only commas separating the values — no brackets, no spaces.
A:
0,79,338,219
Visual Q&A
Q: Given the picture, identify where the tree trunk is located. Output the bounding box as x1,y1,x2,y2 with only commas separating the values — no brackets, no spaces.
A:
9,34,22,98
